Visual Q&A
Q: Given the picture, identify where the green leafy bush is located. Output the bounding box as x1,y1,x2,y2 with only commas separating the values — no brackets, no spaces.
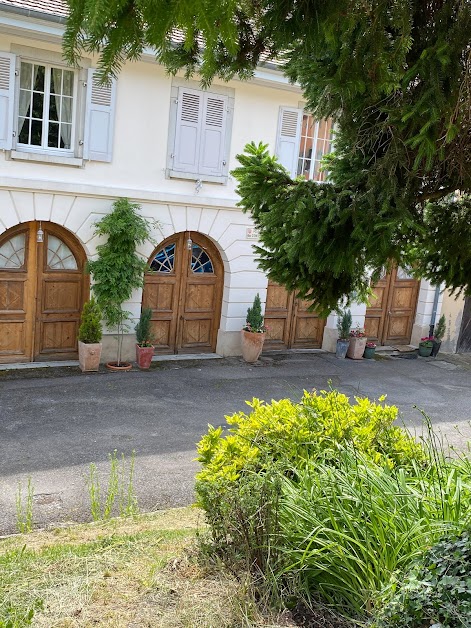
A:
78,297,102,344
196,390,426,488
373,530,471,627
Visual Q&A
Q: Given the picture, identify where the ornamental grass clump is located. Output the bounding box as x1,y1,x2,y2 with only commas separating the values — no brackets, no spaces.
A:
277,451,471,619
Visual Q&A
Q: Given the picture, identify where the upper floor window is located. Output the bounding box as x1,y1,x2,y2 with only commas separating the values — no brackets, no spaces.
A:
18,62,76,154
0,50,116,164
167,80,234,184
275,107,333,181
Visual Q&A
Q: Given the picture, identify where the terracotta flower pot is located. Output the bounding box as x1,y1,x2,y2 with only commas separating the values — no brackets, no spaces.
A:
106,361,132,371
78,340,102,372
241,330,265,363
336,339,350,359
347,337,367,359
136,344,154,369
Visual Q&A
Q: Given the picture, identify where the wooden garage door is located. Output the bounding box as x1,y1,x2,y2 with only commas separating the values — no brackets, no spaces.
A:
143,232,223,354
0,222,88,363
365,267,419,345
264,281,326,350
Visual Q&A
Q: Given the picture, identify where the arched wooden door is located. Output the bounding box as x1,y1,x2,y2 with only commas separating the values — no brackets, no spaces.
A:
143,232,223,354
264,281,326,350
0,221,88,363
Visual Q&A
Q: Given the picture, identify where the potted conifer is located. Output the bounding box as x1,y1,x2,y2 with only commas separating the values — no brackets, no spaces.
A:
135,307,155,369
241,293,267,363
336,309,352,359
431,314,446,357
78,297,103,372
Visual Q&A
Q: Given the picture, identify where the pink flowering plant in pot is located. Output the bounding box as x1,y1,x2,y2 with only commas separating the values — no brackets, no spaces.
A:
241,293,268,363
363,341,377,359
347,325,367,359
418,336,434,357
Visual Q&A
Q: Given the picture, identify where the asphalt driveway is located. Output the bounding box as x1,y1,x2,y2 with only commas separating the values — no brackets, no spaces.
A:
0,351,470,534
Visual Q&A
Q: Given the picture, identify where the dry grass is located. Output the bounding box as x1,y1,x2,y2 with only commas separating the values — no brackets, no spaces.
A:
0,508,291,627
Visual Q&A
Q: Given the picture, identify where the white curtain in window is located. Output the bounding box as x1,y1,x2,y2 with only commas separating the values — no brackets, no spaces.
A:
18,65,39,136
52,69,73,149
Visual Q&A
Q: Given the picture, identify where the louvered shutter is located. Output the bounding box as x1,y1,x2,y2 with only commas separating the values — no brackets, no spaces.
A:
275,107,302,178
199,93,227,176
172,87,203,173
0,53,15,150
83,69,117,162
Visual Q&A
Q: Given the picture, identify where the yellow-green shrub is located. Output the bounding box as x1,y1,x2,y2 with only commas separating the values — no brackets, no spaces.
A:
196,390,425,488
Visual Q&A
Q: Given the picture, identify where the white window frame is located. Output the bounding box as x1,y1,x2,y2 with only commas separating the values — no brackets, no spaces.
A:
16,60,78,158
297,102,334,183
166,77,235,184
9,44,90,165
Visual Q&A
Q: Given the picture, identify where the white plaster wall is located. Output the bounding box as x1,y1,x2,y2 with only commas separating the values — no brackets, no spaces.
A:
0,32,302,203
411,280,444,346
440,290,465,353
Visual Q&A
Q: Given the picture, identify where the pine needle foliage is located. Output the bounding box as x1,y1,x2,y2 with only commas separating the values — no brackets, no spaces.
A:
65,0,471,305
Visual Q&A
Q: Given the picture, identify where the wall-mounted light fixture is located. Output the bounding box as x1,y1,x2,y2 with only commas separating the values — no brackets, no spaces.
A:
36,221,44,243
187,232,193,250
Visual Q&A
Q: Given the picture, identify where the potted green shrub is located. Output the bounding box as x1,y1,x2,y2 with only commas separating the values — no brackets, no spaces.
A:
241,293,267,363
431,314,446,357
336,309,352,358
78,297,103,372
135,307,155,369
363,341,377,359
347,325,367,359
418,336,434,357
87,198,152,371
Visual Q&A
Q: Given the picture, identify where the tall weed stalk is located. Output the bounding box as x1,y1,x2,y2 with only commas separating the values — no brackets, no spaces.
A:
15,477,34,533
87,450,138,521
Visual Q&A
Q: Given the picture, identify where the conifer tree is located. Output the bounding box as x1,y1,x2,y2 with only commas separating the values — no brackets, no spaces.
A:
65,0,471,309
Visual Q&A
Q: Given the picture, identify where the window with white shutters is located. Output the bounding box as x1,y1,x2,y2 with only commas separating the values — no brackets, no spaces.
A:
168,82,233,183
0,48,117,164
275,106,334,181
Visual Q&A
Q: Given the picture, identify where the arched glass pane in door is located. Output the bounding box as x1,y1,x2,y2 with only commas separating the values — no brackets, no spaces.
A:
47,235,78,270
191,244,213,273
0,233,26,269
150,243,176,272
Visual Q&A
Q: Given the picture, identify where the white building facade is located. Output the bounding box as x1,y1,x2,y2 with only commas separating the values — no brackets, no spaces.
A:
0,0,450,364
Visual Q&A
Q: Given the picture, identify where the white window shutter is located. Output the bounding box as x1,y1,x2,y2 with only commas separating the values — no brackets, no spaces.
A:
0,53,16,150
199,93,227,176
275,107,302,178
172,87,203,173
84,69,116,162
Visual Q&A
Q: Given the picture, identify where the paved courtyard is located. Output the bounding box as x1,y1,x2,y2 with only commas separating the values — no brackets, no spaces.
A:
0,351,470,534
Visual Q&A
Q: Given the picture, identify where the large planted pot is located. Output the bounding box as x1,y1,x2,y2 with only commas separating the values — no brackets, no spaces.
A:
418,343,433,357
431,340,442,357
78,340,102,372
336,339,350,359
347,337,367,360
241,330,265,363
136,345,154,369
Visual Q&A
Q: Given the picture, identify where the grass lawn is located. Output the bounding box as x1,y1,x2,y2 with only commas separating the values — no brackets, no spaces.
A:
0,507,277,628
